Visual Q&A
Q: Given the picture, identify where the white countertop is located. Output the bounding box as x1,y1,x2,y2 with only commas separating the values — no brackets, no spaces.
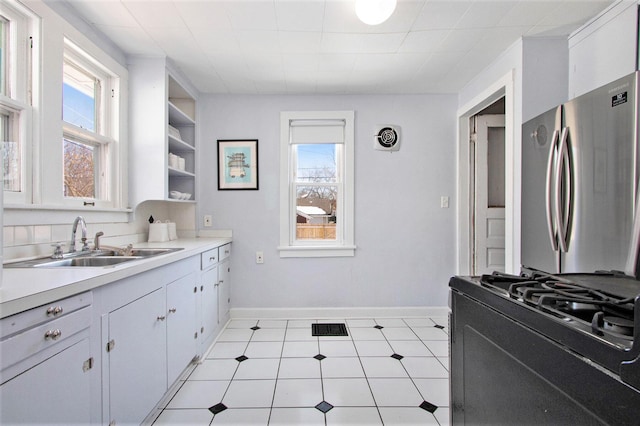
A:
0,238,232,318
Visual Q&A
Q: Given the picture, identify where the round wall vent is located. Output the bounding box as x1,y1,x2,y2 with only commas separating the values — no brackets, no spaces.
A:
374,125,400,151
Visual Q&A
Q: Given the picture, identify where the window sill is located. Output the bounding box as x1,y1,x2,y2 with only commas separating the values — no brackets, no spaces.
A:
278,245,356,258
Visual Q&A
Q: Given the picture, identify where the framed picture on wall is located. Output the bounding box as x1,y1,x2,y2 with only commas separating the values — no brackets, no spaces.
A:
217,139,259,190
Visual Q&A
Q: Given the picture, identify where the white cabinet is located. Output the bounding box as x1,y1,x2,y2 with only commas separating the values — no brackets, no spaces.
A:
0,292,93,425
218,244,232,323
129,57,197,205
199,264,219,351
166,272,198,385
199,243,231,352
107,287,167,425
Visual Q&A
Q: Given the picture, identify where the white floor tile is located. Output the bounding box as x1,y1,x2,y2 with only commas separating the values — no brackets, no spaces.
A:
438,356,449,370
317,318,346,324
354,340,394,357
226,319,259,329
189,359,238,381
166,380,229,409
412,327,449,341
346,319,376,328
282,341,319,357
404,318,434,327
272,378,323,407
389,341,433,357
422,341,449,357
413,378,449,407
368,378,424,407
401,357,449,379
152,408,213,425
222,379,276,408
325,407,382,425
360,357,408,378
382,327,419,341
234,358,280,380
322,378,375,406
211,407,271,424
269,407,325,425
349,327,386,341
287,319,317,328
257,319,288,328
278,357,321,379
218,328,254,342
207,342,248,358
319,340,358,357
285,328,317,341
378,407,440,425
429,317,448,327
434,405,450,425
244,341,284,358
374,318,407,327
321,357,365,378
251,328,286,342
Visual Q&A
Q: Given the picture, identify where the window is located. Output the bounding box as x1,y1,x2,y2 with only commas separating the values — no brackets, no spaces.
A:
62,39,116,203
1,0,34,203
279,111,355,257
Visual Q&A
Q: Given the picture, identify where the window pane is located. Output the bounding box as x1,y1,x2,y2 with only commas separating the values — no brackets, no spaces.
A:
295,143,337,183
487,127,505,207
296,184,337,240
63,61,96,132
2,110,20,191
63,138,95,198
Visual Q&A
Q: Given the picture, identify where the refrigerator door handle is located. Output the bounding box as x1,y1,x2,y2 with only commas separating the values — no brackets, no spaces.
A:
545,129,560,251
556,126,571,252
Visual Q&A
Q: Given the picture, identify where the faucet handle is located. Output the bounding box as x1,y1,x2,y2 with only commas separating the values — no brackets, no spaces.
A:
51,243,65,259
94,231,104,250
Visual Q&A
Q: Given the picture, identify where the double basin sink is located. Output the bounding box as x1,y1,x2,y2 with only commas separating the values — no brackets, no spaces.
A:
5,248,183,268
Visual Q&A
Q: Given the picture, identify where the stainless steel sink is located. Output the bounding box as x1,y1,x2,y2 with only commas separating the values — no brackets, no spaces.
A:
4,247,183,268
33,256,140,268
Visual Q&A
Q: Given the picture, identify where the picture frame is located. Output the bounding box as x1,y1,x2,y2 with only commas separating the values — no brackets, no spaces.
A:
217,139,259,190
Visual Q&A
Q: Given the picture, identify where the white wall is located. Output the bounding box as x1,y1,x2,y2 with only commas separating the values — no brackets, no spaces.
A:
198,94,458,309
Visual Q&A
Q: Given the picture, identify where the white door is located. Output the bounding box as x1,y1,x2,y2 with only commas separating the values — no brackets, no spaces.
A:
474,114,506,275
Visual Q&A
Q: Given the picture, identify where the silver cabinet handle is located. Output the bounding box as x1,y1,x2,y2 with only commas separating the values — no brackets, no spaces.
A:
157,315,166,321
210,256,216,261
44,329,62,340
46,306,64,316
168,308,177,314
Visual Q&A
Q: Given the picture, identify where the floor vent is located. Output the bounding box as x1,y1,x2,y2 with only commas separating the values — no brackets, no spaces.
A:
312,323,348,337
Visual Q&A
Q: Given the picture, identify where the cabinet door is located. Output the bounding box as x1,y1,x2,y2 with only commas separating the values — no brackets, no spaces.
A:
218,259,231,324
0,338,91,425
200,266,219,347
108,288,166,425
167,272,198,385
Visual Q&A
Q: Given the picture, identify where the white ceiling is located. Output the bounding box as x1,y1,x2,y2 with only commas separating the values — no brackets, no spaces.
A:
64,0,614,95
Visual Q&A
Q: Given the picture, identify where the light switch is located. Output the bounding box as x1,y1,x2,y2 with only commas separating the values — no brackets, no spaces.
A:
440,196,449,208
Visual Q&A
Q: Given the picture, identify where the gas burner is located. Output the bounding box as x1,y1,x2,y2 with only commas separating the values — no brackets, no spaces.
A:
604,316,634,336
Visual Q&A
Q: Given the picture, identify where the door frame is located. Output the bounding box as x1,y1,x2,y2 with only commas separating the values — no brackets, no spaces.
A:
456,70,516,275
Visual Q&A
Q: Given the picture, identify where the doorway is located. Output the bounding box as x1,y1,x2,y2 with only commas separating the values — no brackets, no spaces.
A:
470,102,505,275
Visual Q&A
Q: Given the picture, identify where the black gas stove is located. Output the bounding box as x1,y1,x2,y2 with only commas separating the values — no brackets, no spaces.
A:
450,271,640,425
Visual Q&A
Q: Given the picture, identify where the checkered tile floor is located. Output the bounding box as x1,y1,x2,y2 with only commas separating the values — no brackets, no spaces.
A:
152,317,449,425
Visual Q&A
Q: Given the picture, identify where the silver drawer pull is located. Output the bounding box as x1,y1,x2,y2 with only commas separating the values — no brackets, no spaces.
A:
210,256,216,261
225,250,229,254
44,329,62,340
168,308,177,314
46,306,64,316
157,315,166,321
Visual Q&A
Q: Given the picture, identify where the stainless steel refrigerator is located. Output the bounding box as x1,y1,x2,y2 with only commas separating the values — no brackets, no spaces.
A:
521,71,639,275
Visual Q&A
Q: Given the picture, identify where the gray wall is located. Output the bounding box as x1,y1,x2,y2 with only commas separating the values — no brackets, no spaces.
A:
198,94,457,309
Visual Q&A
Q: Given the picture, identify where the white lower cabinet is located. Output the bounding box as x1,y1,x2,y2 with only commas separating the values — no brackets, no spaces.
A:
218,257,231,323
0,337,92,424
199,264,219,351
166,272,198,385
107,287,167,425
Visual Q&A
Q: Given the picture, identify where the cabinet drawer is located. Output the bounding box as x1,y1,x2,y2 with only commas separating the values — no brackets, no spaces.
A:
220,244,231,261
201,248,219,270
0,306,92,371
0,292,92,339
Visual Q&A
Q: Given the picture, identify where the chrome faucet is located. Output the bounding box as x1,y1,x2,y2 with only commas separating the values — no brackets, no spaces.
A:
70,216,89,253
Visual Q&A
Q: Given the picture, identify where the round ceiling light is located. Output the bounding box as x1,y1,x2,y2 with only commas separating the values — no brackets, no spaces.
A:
355,0,397,25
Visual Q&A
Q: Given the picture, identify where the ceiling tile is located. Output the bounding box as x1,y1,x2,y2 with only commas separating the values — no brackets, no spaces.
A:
121,1,186,29
174,1,233,29
279,31,322,54
95,24,163,57
283,54,320,72
317,54,357,72
455,1,515,29
235,31,281,54
411,0,473,30
275,0,325,32
224,1,278,31
399,29,450,53
189,29,241,55
68,0,138,27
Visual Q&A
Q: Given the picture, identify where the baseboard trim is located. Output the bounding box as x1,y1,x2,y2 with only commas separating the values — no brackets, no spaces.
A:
230,306,450,320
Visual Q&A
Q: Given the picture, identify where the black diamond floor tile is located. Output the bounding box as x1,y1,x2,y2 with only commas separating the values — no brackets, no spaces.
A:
315,401,334,413
419,400,438,413
314,354,326,361
251,326,261,330
235,355,249,362
434,324,445,329
391,353,404,360
209,402,227,415
374,325,384,329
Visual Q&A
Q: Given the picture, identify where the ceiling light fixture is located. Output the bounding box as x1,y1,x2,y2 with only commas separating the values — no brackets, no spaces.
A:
355,0,397,25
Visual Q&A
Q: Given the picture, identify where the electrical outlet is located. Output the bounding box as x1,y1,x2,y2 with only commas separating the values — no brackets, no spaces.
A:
256,251,264,264
440,196,449,208
203,215,213,227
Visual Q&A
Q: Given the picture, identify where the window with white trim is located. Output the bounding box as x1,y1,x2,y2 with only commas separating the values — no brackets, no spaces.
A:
1,0,34,203
62,39,117,204
279,111,355,257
